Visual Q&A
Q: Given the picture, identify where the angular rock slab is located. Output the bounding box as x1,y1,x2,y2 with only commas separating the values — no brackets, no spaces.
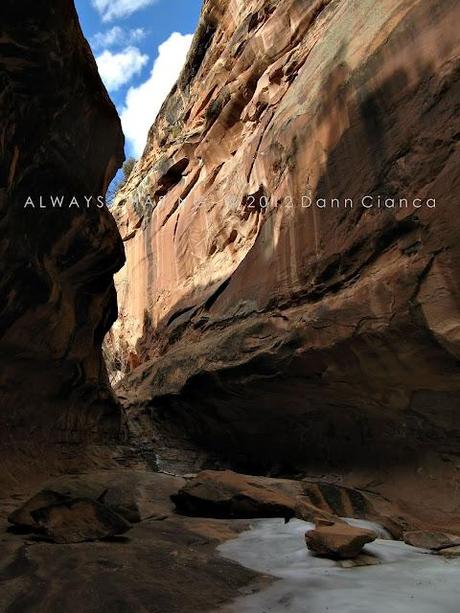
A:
305,521,377,559
403,531,460,551
8,470,185,529
439,545,460,557
31,498,131,544
8,490,71,530
171,470,334,522
39,470,185,523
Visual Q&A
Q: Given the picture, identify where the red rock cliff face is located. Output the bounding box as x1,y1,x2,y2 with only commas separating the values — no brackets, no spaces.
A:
0,1,125,443
112,0,460,472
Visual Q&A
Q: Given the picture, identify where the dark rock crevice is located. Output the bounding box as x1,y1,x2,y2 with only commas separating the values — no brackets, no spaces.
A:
0,0,125,446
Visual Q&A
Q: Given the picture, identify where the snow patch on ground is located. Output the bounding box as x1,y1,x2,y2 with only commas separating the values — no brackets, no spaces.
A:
218,518,460,612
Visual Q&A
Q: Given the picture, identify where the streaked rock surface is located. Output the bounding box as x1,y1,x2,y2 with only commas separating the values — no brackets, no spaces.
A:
111,0,460,492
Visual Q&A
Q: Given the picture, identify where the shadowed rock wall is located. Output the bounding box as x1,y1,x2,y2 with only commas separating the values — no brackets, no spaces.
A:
112,0,460,472
0,1,125,444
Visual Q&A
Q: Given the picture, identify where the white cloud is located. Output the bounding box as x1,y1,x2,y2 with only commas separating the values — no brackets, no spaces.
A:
121,32,193,157
91,26,147,51
92,0,158,22
96,46,149,92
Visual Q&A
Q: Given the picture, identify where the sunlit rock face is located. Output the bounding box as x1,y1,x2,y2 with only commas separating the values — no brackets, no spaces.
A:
0,1,125,443
112,0,460,473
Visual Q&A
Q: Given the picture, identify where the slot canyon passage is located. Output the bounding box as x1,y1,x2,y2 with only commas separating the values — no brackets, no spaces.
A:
1,0,460,610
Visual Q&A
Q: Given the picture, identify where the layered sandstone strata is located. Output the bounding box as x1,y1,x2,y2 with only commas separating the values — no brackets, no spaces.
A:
0,1,125,443
112,0,460,482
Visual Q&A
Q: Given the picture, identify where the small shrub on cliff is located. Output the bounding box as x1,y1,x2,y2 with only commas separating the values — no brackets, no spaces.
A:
106,157,137,206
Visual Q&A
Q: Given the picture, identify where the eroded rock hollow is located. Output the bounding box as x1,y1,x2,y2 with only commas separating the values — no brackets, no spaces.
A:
0,0,125,447
110,0,460,491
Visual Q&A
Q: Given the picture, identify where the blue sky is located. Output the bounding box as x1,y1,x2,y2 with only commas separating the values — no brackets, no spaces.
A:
75,0,202,158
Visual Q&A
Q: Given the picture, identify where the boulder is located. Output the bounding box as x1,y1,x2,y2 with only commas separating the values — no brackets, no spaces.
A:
171,470,334,522
9,470,185,528
439,546,460,558
338,553,382,568
31,498,131,544
305,521,378,559
8,490,71,530
403,531,460,551
39,470,185,523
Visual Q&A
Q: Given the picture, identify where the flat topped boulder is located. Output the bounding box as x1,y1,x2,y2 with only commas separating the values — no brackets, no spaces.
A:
305,520,378,559
9,470,185,528
9,490,70,530
403,531,460,551
7,470,188,544
9,491,131,544
439,545,460,557
31,498,131,544
171,470,334,522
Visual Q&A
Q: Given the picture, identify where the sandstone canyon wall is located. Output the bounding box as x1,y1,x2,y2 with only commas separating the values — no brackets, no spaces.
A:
112,0,460,472
0,1,125,446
